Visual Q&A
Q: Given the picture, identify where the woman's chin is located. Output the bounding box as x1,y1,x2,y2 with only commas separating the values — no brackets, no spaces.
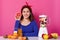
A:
24,17,29,19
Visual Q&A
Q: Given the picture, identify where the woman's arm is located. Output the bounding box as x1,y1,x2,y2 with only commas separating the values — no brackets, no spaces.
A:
14,20,20,33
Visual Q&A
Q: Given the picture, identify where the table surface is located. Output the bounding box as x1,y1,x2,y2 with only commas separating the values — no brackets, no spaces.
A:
0,36,60,40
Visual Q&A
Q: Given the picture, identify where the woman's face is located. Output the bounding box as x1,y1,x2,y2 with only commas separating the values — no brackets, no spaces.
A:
22,8,30,19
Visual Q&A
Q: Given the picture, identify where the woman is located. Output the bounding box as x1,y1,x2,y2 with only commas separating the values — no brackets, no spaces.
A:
14,5,38,37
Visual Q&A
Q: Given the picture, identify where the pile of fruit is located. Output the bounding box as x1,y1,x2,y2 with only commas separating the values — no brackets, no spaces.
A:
3,29,27,40
42,33,58,39
4,33,18,39
3,33,27,40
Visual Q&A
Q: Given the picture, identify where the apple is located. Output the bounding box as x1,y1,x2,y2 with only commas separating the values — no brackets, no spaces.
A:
8,33,18,39
48,34,53,39
16,13,20,16
51,33,58,39
15,13,21,20
23,37,27,40
15,16,20,19
3,35,8,38
44,34,49,39
8,35,18,39
18,37,23,40
42,34,49,39
8,34,12,38
42,34,53,39
42,34,46,38
11,35,18,39
18,37,27,40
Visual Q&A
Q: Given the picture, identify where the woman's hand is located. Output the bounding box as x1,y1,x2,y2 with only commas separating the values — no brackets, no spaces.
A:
13,31,18,36
6,31,18,39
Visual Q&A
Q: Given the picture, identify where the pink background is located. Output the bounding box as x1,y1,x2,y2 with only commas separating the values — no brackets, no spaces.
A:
0,0,60,36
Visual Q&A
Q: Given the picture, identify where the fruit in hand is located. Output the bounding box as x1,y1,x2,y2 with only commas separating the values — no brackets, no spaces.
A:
15,13,21,20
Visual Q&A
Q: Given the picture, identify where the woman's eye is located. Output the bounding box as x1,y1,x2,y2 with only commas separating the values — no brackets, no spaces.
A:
27,11,30,13
27,11,29,12
23,11,25,13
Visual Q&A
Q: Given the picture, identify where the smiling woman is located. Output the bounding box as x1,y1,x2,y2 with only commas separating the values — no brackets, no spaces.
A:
14,5,38,37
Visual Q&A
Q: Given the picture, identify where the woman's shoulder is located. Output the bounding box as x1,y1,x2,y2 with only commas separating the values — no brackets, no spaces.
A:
15,20,20,24
31,20,37,24
15,20,21,25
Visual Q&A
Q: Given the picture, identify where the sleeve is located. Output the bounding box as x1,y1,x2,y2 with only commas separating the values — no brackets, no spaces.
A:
24,20,38,37
14,20,20,31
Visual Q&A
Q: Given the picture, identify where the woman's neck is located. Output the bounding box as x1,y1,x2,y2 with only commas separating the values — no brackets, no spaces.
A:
23,18,30,22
